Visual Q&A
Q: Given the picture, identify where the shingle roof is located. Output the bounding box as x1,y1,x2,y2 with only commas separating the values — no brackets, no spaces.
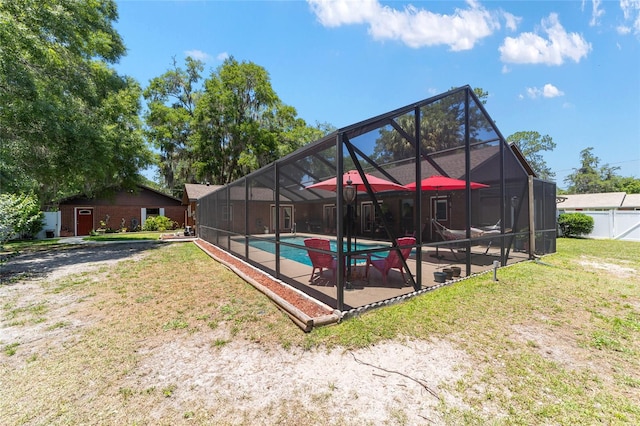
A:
183,183,223,202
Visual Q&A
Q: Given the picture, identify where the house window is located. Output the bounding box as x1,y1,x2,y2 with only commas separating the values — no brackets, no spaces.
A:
323,204,336,233
362,202,375,232
221,205,233,221
146,208,160,217
434,197,448,221
270,204,294,231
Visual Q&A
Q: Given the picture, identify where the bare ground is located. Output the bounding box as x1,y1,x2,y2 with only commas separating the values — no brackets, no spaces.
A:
1,241,471,425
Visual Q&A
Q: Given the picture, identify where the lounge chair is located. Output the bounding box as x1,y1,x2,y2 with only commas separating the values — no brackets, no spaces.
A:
304,238,337,284
365,237,416,285
432,219,499,258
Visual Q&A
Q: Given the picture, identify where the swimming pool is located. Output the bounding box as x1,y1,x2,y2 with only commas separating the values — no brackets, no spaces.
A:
248,236,386,266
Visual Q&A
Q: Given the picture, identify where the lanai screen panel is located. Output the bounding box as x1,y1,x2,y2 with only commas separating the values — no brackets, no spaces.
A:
198,185,218,244
215,186,231,251
462,97,508,256
228,179,246,252
534,179,557,255
345,112,417,245
503,145,530,248
294,142,340,234
245,164,276,268
420,93,466,154
418,94,468,245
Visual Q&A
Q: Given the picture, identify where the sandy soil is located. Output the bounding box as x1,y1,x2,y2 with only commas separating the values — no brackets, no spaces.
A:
1,241,471,424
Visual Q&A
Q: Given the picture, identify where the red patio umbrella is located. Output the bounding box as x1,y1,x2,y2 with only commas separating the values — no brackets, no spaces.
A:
405,175,489,191
306,170,409,193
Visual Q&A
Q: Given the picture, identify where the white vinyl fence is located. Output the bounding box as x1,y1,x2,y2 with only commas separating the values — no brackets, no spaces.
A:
566,210,640,242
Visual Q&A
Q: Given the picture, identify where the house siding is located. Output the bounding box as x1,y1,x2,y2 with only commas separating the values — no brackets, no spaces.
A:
59,186,186,236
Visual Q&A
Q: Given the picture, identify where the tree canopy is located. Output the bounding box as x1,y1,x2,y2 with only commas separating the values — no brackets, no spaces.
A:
506,131,556,180
145,56,327,191
143,56,204,194
0,0,152,206
564,147,640,194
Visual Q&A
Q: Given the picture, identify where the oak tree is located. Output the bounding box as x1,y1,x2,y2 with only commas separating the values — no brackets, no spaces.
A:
0,0,151,205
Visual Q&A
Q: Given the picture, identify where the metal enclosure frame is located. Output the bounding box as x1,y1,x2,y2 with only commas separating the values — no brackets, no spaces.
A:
197,86,557,312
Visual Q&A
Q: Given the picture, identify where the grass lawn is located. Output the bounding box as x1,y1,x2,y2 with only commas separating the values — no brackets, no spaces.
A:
315,238,640,423
1,238,639,424
1,231,166,255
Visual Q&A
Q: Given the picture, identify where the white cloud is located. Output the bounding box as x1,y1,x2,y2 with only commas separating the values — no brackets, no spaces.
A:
589,0,605,27
185,49,212,62
620,0,640,34
525,83,565,99
503,11,521,31
216,52,230,61
307,0,503,51
307,0,378,26
617,25,632,34
426,87,439,96
499,13,592,65
542,83,564,97
526,87,541,98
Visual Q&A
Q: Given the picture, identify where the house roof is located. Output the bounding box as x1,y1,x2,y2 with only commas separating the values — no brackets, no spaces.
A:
621,193,640,208
508,143,537,177
558,192,627,209
183,183,223,203
59,184,182,205
379,143,501,185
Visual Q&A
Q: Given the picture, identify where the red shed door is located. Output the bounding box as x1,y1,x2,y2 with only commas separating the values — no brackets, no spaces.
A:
76,209,93,236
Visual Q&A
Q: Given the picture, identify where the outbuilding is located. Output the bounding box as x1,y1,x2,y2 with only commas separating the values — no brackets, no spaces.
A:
58,185,186,236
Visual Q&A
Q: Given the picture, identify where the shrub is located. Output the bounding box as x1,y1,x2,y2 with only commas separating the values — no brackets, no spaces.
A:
0,193,44,243
558,212,594,237
142,215,176,231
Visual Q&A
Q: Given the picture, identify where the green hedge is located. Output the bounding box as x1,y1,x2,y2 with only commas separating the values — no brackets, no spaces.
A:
142,216,177,232
558,212,594,238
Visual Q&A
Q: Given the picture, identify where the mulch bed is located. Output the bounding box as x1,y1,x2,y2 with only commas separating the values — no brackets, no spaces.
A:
195,239,335,318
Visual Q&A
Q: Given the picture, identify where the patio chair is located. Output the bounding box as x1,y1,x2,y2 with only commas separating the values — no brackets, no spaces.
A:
304,238,337,284
365,236,416,285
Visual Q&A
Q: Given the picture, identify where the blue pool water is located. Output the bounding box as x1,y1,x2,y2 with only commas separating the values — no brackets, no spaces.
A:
248,236,385,266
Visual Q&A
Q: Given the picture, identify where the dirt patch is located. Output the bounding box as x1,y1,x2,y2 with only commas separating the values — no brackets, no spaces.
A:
122,336,469,424
511,323,594,369
578,256,637,278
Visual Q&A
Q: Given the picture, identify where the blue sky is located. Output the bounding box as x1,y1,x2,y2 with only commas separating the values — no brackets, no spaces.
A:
113,0,640,189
